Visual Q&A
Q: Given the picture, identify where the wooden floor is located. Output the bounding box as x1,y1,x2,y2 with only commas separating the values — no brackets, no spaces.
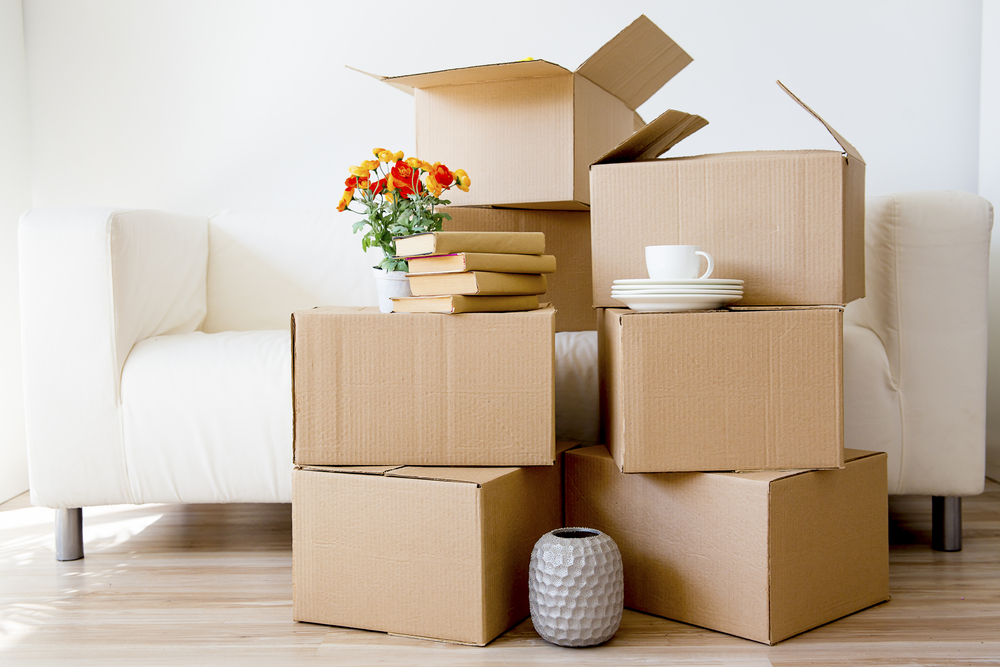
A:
1,482,998,666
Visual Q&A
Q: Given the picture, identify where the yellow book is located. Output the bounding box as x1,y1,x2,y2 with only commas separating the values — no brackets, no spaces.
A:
394,231,545,257
407,271,547,297
405,252,557,275
390,294,541,314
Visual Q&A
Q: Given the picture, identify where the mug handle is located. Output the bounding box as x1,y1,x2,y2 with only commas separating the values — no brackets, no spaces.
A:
696,251,714,279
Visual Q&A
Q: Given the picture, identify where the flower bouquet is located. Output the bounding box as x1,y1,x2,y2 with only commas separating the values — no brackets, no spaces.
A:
338,148,470,273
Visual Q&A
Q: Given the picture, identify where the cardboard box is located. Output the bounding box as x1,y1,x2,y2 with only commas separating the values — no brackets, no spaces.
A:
292,305,555,466
564,445,889,645
590,83,865,307
292,456,564,645
599,306,844,472
376,15,690,209
443,207,595,331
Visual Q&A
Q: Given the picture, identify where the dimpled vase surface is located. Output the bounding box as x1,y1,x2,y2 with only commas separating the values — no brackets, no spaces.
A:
528,527,624,647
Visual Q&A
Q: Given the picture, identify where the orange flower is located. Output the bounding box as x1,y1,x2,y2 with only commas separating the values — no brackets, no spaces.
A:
454,169,471,192
388,160,422,199
422,163,448,196
337,188,354,212
349,165,369,177
360,159,380,171
372,147,386,157
345,175,371,190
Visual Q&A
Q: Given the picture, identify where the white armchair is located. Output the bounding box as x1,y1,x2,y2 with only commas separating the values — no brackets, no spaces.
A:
844,190,993,550
19,191,991,560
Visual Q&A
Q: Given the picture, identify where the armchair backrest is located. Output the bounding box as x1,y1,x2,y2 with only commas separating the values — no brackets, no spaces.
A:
202,210,378,333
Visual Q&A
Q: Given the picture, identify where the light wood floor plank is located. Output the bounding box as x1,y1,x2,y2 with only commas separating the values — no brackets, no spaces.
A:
2,482,998,666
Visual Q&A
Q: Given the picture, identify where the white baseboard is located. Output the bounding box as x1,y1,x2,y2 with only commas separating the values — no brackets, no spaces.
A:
987,460,1000,484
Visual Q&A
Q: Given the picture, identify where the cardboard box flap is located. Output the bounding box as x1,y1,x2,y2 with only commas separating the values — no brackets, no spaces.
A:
295,464,404,475
777,80,864,163
384,60,570,90
346,65,414,96
385,466,519,486
592,109,708,165
576,15,692,110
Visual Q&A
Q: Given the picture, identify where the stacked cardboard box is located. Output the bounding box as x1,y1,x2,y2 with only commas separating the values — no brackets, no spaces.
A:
291,305,564,645
293,13,889,649
569,69,890,645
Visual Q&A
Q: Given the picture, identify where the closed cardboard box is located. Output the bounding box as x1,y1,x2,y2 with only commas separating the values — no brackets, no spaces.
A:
443,206,595,331
292,459,563,646
374,16,690,209
564,445,889,645
590,83,865,307
600,306,843,472
292,305,555,466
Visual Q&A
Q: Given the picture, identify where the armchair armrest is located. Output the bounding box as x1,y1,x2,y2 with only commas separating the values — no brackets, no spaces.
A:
845,191,993,495
19,207,208,507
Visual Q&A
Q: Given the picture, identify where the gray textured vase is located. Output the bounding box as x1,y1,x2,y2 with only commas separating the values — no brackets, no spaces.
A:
528,527,624,647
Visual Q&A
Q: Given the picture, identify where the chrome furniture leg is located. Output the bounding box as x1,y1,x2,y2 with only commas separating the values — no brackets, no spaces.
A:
931,496,962,552
55,508,84,561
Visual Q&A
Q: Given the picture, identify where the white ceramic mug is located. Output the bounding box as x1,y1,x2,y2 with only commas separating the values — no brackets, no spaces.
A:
645,245,714,280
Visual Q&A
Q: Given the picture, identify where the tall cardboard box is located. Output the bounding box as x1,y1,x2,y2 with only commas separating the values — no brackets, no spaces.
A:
292,459,563,646
376,15,691,209
565,445,890,645
292,305,555,466
442,207,595,331
600,306,844,472
590,83,865,307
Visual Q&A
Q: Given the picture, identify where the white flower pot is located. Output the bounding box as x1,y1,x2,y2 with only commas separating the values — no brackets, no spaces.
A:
528,527,624,647
372,268,410,313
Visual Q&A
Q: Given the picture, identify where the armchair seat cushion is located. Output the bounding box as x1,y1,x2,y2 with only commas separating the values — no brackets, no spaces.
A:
121,330,291,504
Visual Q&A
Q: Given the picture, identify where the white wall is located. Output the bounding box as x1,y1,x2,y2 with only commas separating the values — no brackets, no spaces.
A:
21,0,983,212
982,0,1000,481
0,0,31,503
5,0,992,491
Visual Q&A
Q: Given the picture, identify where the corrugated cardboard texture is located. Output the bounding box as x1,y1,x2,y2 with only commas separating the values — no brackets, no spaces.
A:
386,15,688,209
443,207,595,331
591,150,865,306
292,305,555,466
415,75,576,207
768,450,890,643
599,307,844,472
564,445,889,645
573,75,636,205
292,462,562,645
292,468,483,643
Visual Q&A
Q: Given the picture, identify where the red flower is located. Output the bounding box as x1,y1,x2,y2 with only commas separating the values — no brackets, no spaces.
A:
429,163,454,188
388,161,422,199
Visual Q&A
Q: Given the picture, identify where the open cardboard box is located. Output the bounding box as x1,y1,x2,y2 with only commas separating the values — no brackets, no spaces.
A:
590,82,865,307
599,306,844,473
292,445,569,646
292,305,556,467
442,206,596,331
370,15,691,209
564,445,890,645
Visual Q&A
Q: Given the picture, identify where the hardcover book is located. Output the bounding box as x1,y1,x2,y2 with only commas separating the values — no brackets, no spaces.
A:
407,271,547,297
394,231,546,257
390,294,541,313
406,252,557,275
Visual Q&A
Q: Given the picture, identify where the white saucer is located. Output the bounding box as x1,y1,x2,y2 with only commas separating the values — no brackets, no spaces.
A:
613,278,744,286
611,286,743,295
612,293,743,312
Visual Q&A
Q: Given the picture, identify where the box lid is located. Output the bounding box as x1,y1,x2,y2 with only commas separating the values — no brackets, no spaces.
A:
296,464,517,487
379,15,689,111
594,81,863,165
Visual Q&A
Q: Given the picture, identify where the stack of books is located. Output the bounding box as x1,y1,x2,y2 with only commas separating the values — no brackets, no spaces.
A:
391,231,556,313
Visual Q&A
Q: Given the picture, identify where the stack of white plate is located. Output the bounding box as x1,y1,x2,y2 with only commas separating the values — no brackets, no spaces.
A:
611,278,744,312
